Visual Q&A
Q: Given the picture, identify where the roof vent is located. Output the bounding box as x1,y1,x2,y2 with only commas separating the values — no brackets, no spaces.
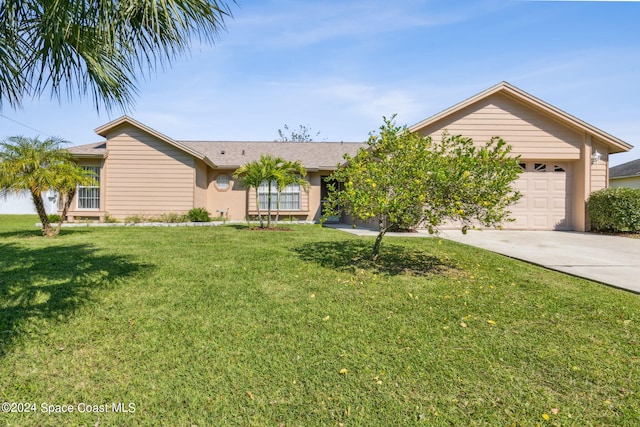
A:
221,150,225,155
242,150,245,155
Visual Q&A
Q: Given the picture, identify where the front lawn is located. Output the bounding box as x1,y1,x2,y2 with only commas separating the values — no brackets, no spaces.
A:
0,215,638,426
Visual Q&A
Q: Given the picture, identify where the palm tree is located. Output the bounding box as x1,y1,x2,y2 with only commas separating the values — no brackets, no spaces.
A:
0,0,233,110
233,159,268,228
0,136,95,236
275,160,309,225
234,155,309,228
55,164,98,233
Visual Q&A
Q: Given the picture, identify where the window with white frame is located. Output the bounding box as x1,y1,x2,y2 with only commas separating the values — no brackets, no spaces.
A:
78,166,100,209
257,181,300,210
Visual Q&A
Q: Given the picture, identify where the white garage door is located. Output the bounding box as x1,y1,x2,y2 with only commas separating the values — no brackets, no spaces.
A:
506,162,572,230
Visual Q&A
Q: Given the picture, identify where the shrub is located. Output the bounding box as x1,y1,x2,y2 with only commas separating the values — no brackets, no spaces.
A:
103,212,118,223
587,187,640,233
47,213,61,223
158,212,188,223
125,215,145,224
187,208,210,222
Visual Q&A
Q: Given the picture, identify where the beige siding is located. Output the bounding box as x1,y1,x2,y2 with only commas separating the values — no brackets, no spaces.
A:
590,144,609,192
104,125,195,218
416,93,582,159
64,159,105,220
247,182,310,215
610,177,640,189
194,159,208,209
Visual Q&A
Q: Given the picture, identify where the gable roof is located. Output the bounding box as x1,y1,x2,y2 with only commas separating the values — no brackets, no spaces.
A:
68,115,365,170
94,116,217,168
610,158,640,179
409,81,633,154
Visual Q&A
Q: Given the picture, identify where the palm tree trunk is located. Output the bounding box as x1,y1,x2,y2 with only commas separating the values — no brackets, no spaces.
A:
267,181,273,228
31,189,57,236
57,188,75,232
275,190,281,226
255,190,264,228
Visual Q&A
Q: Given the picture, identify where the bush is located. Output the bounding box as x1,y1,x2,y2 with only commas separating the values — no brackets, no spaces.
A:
47,213,61,223
103,212,118,223
124,215,145,224
187,208,210,222
157,212,188,223
587,187,640,233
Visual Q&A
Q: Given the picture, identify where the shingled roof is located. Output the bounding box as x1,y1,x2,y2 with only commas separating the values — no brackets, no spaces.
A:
67,124,364,170
610,158,640,179
179,141,363,170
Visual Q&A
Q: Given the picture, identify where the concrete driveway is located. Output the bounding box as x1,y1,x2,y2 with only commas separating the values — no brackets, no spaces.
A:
439,230,640,294
326,225,640,294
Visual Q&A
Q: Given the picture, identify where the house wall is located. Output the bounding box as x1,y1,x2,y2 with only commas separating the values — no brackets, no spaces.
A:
247,177,311,219
101,124,195,219
415,93,583,160
590,143,609,192
64,158,105,220
194,159,208,209
207,169,247,220
609,176,640,189
0,190,58,214
207,170,325,222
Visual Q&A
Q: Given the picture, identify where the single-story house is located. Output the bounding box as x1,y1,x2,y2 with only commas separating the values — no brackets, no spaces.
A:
609,158,640,189
65,82,632,231
66,116,363,223
0,190,59,215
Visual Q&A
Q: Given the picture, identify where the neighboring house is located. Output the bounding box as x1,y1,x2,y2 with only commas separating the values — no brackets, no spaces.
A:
65,116,364,223
64,82,632,231
408,82,632,231
609,158,640,189
0,190,59,215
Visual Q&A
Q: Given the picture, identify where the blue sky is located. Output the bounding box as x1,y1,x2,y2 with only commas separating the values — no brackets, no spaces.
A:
1,0,639,165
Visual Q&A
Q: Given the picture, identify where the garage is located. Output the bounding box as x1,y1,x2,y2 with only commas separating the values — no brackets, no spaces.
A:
506,162,572,230
409,82,632,231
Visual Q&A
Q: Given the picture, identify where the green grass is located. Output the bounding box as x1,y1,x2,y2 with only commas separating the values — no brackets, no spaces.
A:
0,215,638,426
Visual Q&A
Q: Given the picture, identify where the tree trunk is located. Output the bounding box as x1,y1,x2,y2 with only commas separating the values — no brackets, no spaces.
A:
371,228,387,261
275,190,281,226
57,188,75,232
267,181,273,228
31,189,57,237
255,190,264,228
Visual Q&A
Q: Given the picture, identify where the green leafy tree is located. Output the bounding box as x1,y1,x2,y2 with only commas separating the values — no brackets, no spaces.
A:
0,135,96,236
323,116,522,260
0,0,233,110
277,124,322,142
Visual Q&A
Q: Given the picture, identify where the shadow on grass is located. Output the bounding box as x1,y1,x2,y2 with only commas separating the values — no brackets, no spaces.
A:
294,239,457,276
0,227,97,239
0,242,150,357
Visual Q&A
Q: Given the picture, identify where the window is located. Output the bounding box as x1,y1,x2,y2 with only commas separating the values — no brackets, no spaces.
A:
215,174,230,190
534,163,547,172
257,181,300,210
78,166,100,209
553,165,565,172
